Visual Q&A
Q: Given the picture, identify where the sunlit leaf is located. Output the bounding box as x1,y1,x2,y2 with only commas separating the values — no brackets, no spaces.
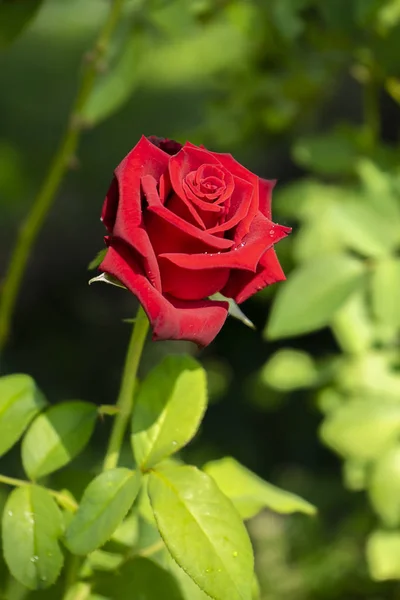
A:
149,465,254,600
132,356,207,470
0,374,46,457
367,530,400,581
65,468,141,555
22,401,97,480
320,399,400,460
369,444,400,527
2,486,63,589
266,255,365,339
204,457,316,519
260,349,317,391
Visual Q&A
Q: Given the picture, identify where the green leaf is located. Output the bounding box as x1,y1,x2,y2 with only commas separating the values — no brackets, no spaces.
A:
366,530,400,581
211,293,255,329
260,349,317,391
95,556,185,600
22,401,97,480
320,399,400,460
2,486,64,589
369,445,400,527
83,29,146,126
327,195,400,257
331,290,373,354
266,255,365,339
343,459,368,491
371,258,400,327
164,551,211,600
65,468,141,555
0,374,47,457
148,465,254,600
0,0,44,49
204,457,316,519
356,159,400,223
132,356,207,470
292,131,359,176
88,249,107,271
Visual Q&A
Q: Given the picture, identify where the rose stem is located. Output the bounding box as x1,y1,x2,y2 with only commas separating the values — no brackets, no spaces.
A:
103,304,149,471
0,0,126,353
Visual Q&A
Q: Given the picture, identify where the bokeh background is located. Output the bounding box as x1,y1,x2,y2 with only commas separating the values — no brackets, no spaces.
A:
1,0,400,598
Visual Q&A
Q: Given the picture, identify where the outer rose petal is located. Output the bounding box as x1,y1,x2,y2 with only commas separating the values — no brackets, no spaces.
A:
113,136,169,237
101,176,119,233
159,259,230,300
222,246,287,304
100,241,229,347
159,214,291,273
258,178,276,220
105,136,171,292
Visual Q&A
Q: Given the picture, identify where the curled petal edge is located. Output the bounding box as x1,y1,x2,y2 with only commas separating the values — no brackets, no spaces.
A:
100,241,229,347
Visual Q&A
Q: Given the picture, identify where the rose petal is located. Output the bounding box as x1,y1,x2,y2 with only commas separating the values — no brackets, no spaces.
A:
159,214,291,273
100,241,229,346
258,178,276,220
204,149,261,240
147,136,183,155
141,174,234,252
101,176,119,233
168,146,223,227
207,175,253,235
159,258,230,300
222,246,287,304
113,136,169,235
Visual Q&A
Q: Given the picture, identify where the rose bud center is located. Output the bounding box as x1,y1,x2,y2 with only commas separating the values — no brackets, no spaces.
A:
185,165,227,204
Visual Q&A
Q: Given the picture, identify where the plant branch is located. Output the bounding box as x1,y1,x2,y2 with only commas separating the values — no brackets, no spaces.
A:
103,305,149,471
0,0,126,352
0,473,78,512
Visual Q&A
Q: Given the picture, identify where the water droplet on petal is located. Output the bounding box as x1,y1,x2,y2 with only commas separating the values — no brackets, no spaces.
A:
269,228,275,237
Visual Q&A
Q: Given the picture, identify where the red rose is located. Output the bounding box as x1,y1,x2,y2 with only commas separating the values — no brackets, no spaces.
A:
100,136,290,346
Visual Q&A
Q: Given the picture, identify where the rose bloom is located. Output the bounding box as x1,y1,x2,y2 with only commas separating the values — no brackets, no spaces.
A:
100,136,290,346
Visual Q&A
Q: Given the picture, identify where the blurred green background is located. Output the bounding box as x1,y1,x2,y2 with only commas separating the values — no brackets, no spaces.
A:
2,0,400,597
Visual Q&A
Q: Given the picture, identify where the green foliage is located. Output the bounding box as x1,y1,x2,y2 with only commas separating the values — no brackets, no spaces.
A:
367,530,400,581
65,468,141,555
260,349,318,392
2,486,64,589
204,457,316,519
371,258,400,327
96,556,184,600
0,0,44,49
320,399,400,460
131,355,207,470
0,374,47,457
4,0,400,595
369,445,400,527
22,401,97,480
148,465,254,600
266,255,366,339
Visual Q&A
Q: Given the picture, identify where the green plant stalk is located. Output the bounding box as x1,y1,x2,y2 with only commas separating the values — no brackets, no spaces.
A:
0,473,78,511
103,305,149,471
0,0,126,352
